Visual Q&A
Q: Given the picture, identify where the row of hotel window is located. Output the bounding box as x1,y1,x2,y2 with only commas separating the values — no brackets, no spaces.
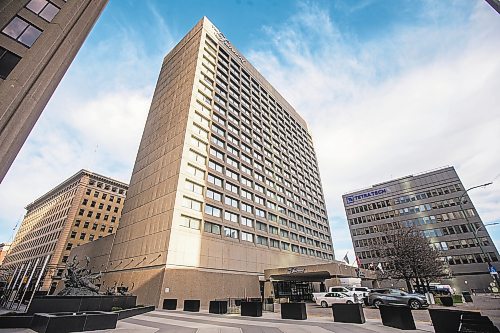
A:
203,187,330,237
192,99,323,203
75,219,115,229
203,35,312,147
346,183,462,215
360,252,498,269
186,179,329,237
190,144,327,223
196,86,321,193
0,0,64,79
198,79,318,178
204,147,325,217
351,209,476,236
355,235,491,251
185,214,333,259
348,197,472,225
199,52,321,186
184,195,330,244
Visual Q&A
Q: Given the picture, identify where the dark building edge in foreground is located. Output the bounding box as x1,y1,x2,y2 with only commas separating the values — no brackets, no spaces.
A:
0,0,109,183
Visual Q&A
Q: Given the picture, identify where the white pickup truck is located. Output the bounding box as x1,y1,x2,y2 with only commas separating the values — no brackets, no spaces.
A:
312,286,352,301
312,286,370,302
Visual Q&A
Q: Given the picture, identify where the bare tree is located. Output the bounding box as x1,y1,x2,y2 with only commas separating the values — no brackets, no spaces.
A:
375,227,447,293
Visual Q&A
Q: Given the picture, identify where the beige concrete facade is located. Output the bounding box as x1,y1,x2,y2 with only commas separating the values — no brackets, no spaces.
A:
2,170,127,293
103,17,335,307
0,0,108,183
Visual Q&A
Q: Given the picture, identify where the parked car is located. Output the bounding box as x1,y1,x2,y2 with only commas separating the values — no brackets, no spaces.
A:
312,286,353,301
367,288,429,310
315,292,360,308
346,286,370,299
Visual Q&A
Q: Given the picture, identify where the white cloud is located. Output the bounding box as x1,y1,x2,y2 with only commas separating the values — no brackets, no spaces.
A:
248,1,500,262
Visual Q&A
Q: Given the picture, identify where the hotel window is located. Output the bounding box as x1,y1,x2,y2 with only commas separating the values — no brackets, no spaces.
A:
208,174,223,187
241,202,253,213
241,232,254,242
241,216,253,227
205,204,221,217
225,169,239,181
225,196,239,208
270,239,279,248
208,159,224,173
224,226,238,239
92,223,98,230
78,209,84,216
181,215,201,230
256,235,268,246
185,180,203,195
204,221,221,235
83,221,89,228
281,242,290,250
210,147,224,160
2,16,42,47
269,226,278,235
182,197,202,211
225,182,239,194
66,243,73,251
70,231,76,238
256,221,267,232
227,156,239,168
224,211,238,223
0,47,21,79
80,233,86,240
206,188,222,201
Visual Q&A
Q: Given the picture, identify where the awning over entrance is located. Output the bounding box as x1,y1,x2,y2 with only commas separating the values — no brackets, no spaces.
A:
264,261,377,282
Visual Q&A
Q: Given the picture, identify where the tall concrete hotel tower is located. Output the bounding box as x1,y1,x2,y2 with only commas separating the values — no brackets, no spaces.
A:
104,17,334,306
0,0,108,182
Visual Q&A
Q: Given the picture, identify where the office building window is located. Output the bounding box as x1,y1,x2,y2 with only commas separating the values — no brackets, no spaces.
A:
2,16,42,47
0,47,21,79
26,0,60,22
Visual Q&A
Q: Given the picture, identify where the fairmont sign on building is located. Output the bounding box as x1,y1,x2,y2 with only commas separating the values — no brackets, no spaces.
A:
211,24,246,64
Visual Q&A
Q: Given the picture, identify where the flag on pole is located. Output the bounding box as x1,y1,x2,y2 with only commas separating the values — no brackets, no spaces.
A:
377,262,384,274
355,256,362,268
343,252,350,264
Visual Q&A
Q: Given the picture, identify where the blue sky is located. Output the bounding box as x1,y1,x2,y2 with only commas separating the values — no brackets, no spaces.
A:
1,0,499,263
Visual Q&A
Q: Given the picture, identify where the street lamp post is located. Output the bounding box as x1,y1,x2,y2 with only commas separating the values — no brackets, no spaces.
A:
458,182,500,288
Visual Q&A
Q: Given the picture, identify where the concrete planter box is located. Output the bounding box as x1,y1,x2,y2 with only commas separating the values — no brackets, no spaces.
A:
379,304,416,330
162,299,177,310
27,295,137,314
116,306,155,320
241,301,262,317
209,300,228,314
332,303,365,324
439,296,454,307
183,300,200,312
0,313,34,328
428,308,491,333
30,311,117,333
281,302,307,320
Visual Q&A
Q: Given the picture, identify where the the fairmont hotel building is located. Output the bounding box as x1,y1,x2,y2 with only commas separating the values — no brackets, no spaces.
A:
99,17,335,306
343,166,500,292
